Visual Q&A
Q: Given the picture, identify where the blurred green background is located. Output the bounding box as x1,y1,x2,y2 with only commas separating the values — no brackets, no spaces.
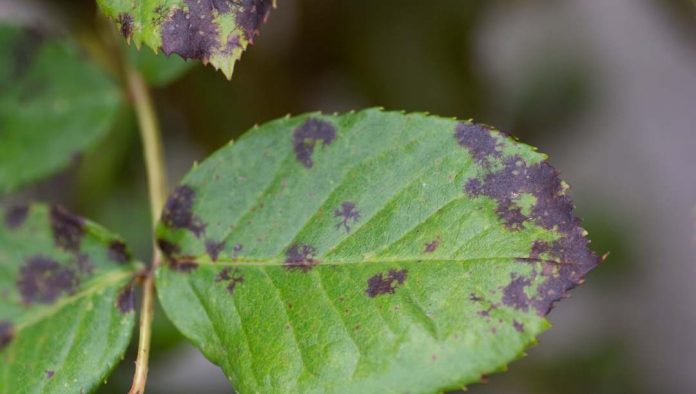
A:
1,0,695,393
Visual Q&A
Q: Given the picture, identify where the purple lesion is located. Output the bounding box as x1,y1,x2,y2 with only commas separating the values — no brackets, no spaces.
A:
216,267,245,294
365,269,408,297
283,243,319,272
17,255,79,305
334,202,360,233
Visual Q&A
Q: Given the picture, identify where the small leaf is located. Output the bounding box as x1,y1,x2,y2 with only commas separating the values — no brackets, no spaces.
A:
97,0,276,79
155,109,599,393
0,25,122,194
0,204,140,393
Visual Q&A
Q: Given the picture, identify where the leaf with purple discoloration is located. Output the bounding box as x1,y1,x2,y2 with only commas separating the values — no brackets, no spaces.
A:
0,204,141,393
155,109,600,393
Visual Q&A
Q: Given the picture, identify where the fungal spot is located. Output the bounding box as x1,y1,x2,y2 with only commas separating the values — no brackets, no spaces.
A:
469,293,483,302
50,205,85,252
284,244,319,272
0,321,14,350
161,0,220,61
117,13,134,39
117,281,135,314
235,0,274,42
465,154,600,314
75,254,94,275
232,243,243,259
169,257,199,273
205,239,226,262
513,320,524,332
502,274,533,312
161,185,206,237
157,238,181,261
216,267,245,293
4,204,29,229
292,118,337,168
334,202,360,233
454,123,501,163
17,255,79,305
424,238,440,253
45,370,54,379
366,269,408,297
108,240,131,264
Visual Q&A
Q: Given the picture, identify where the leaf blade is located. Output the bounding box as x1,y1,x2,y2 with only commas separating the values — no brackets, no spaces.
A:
155,109,599,393
0,204,140,393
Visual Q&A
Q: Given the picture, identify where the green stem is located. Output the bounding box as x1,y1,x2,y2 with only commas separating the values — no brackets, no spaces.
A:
125,65,167,394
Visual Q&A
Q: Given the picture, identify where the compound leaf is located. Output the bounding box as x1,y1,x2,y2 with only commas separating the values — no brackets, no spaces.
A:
0,25,121,194
0,204,140,393
155,109,600,393
97,0,276,79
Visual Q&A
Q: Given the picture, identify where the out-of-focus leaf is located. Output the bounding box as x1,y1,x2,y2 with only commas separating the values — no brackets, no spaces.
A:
97,0,276,79
129,44,196,87
154,109,599,393
0,203,141,393
0,25,121,194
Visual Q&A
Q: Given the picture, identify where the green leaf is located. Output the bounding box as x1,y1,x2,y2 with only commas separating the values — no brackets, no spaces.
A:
0,204,140,393
97,0,276,79
0,25,122,194
155,109,600,393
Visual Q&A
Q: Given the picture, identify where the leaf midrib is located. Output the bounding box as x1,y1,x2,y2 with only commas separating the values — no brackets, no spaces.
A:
163,256,565,267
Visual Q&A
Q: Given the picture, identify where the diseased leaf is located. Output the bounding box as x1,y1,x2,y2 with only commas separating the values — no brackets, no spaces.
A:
0,25,122,194
155,109,600,393
0,204,140,393
97,0,276,79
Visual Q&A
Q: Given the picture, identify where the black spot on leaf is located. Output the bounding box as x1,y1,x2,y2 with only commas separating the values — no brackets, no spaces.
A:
50,205,85,252
334,202,360,233
502,274,533,312
513,320,524,332
161,0,220,61
424,239,440,253
216,267,245,293
284,244,319,272
117,13,134,39
157,238,181,261
17,255,79,305
45,370,54,379
4,205,29,229
117,281,135,314
292,118,337,168
75,254,94,275
161,185,206,237
455,123,501,163
366,269,408,297
236,0,274,42
0,321,14,350
108,240,131,264
206,239,226,261
169,257,199,273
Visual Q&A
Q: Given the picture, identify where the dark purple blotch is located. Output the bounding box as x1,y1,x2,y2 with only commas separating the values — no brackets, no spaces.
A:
292,118,337,168
4,204,29,229
17,255,79,305
169,257,199,273
117,282,135,314
216,267,244,293
424,239,440,253
0,321,14,350
45,370,54,379
117,13,134,39
50,205,85,252
108,240,131,264
157,238,181,261
513,320,524,332
205,239,226,261
236,0,274,42
366,269,408,297
75,254,94,275
454,123,501,163
334,202,360,233
284,243,319,272
161,185,206,237
161,0,220,61
502,274,532,312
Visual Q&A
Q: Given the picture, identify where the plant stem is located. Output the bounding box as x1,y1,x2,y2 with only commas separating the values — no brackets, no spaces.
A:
126,65,167,394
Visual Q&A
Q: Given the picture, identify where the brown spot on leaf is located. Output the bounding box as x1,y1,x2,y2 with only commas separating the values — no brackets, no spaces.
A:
117,13,133,39
284,244,319,272
424,238,440,253
0,321,14,350
170,257,199,273
292,118,336,168
17,255,79,305
161,0,220,61
117,281,135,314
50,205,85,252
205,239,225,261
334,202,360,233
157,238,180,261
161,185,206,237
4,205,29,229
366,269,408,297
455,123,501,163
108,240,131,264
216,267,245,293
